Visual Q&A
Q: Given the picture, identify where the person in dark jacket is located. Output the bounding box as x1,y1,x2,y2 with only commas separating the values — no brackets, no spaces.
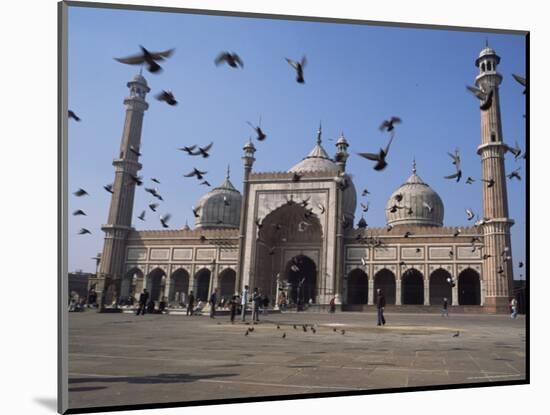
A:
229,294,238,323
375,288,386,326
252,288,261,323
186,291,195,316
441,297,449,317
136,289,149,316
209,289,218,318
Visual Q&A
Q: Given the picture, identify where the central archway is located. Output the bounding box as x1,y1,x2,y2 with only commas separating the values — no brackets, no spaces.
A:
121,267,144,303
285,255,317,305
194,269,211,302
374,269,396,304
254,201,323,302
402,268,424,305
347,269,368,304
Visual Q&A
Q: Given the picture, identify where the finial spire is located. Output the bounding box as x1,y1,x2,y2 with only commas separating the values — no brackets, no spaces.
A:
226,164,231,180
316,122,322,145
485,37,489,48
412,158,417,174
139,66,143,76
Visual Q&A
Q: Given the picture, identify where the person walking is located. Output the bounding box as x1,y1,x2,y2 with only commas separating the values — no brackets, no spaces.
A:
329,297,336,313
441,297,449,317
186,290,195,316
209,289,218,318
241,285,249,321
510,297,518,319
375,288,386,326
252,288,261,323
136,289,149,316
229,294,238,324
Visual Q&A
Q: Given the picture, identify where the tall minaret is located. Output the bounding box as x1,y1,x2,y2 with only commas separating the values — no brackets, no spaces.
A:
98,73,150,307
474,45,514,312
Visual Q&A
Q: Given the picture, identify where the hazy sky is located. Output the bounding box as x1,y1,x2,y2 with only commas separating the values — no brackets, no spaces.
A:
67,5,526,278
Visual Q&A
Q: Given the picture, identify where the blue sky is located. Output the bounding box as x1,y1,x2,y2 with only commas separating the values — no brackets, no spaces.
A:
67,6,526,278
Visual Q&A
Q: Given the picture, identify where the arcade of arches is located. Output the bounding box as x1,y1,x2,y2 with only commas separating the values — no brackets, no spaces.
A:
345,267,481,306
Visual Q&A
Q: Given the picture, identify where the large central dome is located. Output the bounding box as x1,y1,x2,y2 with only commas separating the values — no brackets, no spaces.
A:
288,127,356,220
385,163,444,227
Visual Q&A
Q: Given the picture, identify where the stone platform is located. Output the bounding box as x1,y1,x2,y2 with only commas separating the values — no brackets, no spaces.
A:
68,311,526,411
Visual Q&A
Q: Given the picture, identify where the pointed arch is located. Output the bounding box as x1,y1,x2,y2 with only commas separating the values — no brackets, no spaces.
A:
194,268,211,302
169,268,190,306
429,268,453,306
458,268,481,305
219,268,237,300
402,268,424,305
347,268,368,304
146,267,166,303
374,269,396,305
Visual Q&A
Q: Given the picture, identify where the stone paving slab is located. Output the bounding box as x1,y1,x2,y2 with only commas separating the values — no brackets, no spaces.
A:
67,311,526,410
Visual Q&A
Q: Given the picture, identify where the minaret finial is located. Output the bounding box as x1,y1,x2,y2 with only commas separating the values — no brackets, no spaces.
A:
485,37,489,48
412,158,417,174
226,164,230,180
316,122,322,145
139,66,143,76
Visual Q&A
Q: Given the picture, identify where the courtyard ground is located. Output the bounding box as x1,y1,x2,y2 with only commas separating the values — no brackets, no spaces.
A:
68,310,526,410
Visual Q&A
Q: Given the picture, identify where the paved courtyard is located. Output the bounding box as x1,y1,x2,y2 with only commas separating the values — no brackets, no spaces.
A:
68,311,526,410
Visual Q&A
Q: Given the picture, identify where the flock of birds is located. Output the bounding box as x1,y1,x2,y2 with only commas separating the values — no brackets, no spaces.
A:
69,44,526,278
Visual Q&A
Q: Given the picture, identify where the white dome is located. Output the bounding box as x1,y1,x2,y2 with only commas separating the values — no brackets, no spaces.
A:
195,176,242,229
385,167,444,227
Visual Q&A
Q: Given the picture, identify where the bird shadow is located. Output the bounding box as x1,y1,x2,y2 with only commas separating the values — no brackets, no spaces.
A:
69,372,236,385
34,397,57,412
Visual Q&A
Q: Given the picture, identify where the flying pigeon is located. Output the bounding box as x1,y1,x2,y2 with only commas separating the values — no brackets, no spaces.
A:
72,209,86,216
200,180,211,187
453,228,462,237
148,202,159,212
114,46,175,73
466,85,493,110
507,141,522,159
465,177,476,184
360,202,369,212
129,174,143,186
444,149,462,182
78,228,92,235
362,188,370,196
184,168,207,180
160,214,171,228
138,210,145,221
68,110,81,122
512,73,526,94
129,145,141,157
507,168,521,181
317,203,325,214
285,56,307,83
196,142,213,158
379,116,402,132
423,201,433,213
357,133,395,171
151,177,160,184
73,188,88,197
481,178,495,188
155,90,178,106
247,117,267,141
103,184,114,194
178,145,197,155
215,52,244,68
465,208,475,221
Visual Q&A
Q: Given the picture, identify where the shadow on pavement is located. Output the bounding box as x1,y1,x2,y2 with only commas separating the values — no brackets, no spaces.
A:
69,372,237,385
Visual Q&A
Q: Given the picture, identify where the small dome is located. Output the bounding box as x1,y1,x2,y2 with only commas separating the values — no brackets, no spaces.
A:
357,216,367,229
130,73,147,85
336,133,349,147
195,171,242,229
476,46,500,67
385,164,444,227
478,47,496,58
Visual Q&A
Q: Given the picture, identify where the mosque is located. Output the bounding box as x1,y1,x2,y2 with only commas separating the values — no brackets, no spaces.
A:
90,46,515,313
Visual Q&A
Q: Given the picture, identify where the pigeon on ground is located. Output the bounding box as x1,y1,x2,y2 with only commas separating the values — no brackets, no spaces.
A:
452,331,460,337
114,46,174,73
285,56,307,83
215,52,244,68
282,333,286,339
